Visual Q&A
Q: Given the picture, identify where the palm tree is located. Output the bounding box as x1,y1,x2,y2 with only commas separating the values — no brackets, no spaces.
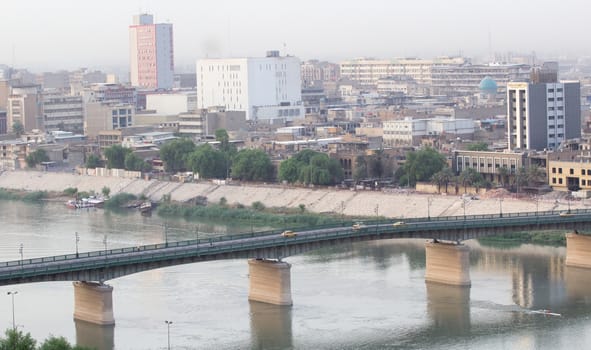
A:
497,166,509,188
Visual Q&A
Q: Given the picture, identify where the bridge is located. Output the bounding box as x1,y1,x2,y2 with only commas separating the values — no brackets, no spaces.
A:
3,209,591,325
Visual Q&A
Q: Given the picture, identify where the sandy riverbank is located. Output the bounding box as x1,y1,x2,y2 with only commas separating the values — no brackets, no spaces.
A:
0,170,586,219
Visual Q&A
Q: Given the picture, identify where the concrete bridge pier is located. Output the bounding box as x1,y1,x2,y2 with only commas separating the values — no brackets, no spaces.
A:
424,241,471,286
73,281,115,325
566,232,591,268
248,259,293,306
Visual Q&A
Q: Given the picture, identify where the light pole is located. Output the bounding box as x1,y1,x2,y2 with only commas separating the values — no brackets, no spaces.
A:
19,243,23,274
7,291,17,332
499,198,504,218
341,201,345,225
535,196,539,216
75,232,80,258
165,320,173,350
462,199,466,220
164,223,169,247
427,197,433,220
568,192,571,213
374,204,379,234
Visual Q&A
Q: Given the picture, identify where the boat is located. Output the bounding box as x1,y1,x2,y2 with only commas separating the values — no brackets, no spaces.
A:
65,196,105,209
138,201,153,213
530,309,562,317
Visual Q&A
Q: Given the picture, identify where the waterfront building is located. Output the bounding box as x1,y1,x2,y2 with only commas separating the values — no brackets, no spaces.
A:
129,13,174,90
196,51,304,122
84,102,135,140
507,81,580,151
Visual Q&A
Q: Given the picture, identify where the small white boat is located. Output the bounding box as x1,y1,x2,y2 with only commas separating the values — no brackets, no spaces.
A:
530,309,562,317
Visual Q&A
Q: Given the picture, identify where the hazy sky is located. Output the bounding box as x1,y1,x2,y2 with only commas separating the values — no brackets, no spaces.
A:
1,0,589,72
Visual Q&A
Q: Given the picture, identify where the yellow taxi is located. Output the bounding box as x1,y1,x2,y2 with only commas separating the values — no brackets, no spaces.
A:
281,230,297,238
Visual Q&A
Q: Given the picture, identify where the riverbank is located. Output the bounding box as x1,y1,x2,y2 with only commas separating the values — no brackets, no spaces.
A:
0,170,586,219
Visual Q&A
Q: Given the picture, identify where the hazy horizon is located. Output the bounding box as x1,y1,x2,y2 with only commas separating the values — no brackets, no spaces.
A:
1,0,589,72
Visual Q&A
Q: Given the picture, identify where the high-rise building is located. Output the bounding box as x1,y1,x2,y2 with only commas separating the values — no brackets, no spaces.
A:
196,51,303,122
7,85,43,132
129,14,174,90
507,81,580,151
42,92,84,133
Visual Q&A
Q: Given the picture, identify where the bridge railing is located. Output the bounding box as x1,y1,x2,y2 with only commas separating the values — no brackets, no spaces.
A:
0,208,590,270
0,210,589,281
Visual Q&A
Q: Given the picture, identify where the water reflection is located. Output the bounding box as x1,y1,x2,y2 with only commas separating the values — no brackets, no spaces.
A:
249,301,292,350
75,320,114,350
566,267,591,306
425,283,471,335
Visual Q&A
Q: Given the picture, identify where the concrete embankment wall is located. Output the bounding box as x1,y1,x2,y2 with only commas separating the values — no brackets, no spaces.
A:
0,170,580,219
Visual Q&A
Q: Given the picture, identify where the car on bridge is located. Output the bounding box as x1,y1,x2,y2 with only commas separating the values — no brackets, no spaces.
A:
393,221,406,227
559,212,574,217
352,222,364,230
281,230,297,238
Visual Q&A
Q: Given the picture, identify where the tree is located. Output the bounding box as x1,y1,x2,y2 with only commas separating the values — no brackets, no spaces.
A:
431,167,454,193
101,186,111,198
527,165,546,186
124,153,151,172
497,166,509,188
26,149,50,168
12,121,24,137
0,328,36,350
458,168,483,193
466,142,489,151
231,149,274,181
159,138,196,173
38,335,93,350
85,154,102,169
103,145,131,169
401,147,447,187
353,155,367,181
215,129,236,154
278,150,344,186
187,144,226,179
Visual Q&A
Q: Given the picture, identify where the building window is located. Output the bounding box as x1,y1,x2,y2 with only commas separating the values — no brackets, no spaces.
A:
552,167,556,173
558,168,562,174
583,180,587,186
570,169,574,175
552,178,556,184
559,178,563,184
582,169,586,176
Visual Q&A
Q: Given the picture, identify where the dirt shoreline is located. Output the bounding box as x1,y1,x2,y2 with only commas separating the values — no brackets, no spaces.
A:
0,170,586,219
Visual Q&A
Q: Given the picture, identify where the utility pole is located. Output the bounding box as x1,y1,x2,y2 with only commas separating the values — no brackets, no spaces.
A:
75,232,80,258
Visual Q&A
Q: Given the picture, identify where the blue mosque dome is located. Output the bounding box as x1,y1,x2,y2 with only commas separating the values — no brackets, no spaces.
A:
479,76,498,94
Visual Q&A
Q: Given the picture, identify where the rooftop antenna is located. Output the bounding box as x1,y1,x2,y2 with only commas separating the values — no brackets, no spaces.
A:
488,30,492,63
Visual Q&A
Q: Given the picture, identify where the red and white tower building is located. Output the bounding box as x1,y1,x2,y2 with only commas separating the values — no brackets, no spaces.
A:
129,14,174,90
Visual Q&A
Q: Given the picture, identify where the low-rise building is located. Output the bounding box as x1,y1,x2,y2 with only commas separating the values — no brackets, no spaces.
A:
453,149,528,183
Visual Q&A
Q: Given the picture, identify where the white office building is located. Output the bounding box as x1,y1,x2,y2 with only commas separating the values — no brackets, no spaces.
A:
383,117,475,146
196,51,304,122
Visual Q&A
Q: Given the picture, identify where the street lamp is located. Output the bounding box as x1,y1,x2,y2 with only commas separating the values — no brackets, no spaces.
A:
427,197,433,220
374,204,379,234
19,243,23,261
75,232,80,258
462,199,466,220
163,223,169,247
7,291,17,332
499,198,504,218
341,201,345,225
165,320,173,350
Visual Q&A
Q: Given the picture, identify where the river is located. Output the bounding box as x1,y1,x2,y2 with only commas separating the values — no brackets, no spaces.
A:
1,201,591,350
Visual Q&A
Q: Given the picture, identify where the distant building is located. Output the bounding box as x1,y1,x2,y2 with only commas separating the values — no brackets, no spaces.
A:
300,60,340,87
339,57,467,88
196,51,304,122
7,85,43,132
42,92,84,133
453,150,528,183
145,91,196,115
82,84,137,106
383,117,475,147
84,102,135,140
0,109,6,134
507,81,580,151
178,107,247,138
129,13,174,90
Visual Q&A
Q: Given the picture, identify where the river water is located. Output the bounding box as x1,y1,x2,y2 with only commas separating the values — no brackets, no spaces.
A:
1,201,591,350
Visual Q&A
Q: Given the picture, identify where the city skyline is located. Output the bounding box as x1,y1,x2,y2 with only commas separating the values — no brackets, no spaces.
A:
1,0,590,72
